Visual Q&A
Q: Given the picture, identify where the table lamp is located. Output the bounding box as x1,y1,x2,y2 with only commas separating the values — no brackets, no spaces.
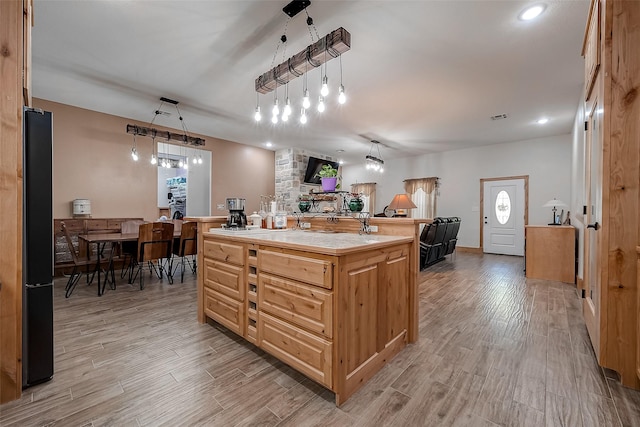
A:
543,198,567,225
387,194,417,217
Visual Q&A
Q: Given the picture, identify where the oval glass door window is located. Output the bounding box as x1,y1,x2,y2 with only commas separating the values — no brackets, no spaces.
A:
495,190,511,224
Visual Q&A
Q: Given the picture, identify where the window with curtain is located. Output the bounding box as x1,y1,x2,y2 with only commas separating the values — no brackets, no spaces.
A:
350,182,376,214
404,177,438,218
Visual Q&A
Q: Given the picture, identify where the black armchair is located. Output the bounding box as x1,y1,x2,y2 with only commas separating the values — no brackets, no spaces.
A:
419,217,461,269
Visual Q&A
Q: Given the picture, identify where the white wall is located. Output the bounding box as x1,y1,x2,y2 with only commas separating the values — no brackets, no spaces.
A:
342,134,573,248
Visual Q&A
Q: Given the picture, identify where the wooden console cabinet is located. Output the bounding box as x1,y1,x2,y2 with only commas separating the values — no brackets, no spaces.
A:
198,228,414,405
525,225,576,283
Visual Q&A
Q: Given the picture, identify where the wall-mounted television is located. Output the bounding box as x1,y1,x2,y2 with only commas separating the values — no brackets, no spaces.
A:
303,156,340,185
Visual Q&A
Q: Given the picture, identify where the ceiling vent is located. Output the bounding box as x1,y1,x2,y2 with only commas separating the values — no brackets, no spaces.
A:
490,113,508,120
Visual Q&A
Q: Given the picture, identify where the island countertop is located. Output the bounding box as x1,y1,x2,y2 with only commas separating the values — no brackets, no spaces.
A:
203,228,413,256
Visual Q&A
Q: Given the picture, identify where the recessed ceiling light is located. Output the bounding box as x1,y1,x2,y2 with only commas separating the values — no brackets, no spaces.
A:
536,118,549,124
519,4,546,21
265,142,273,147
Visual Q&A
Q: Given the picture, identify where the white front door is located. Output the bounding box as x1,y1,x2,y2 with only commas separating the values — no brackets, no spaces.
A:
483,179,525,256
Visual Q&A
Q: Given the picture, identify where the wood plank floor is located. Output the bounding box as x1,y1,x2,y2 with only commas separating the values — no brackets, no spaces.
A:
2,253,639,426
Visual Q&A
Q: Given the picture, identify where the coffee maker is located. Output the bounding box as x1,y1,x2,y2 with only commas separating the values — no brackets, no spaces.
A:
226,198,247,229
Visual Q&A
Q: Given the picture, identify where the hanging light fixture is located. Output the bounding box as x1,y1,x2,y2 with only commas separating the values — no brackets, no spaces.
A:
198,154,203,164
300,108,307,124
254,92,262,122
253,1,351,125
338,54,346,104
131,134,139,161
150,135,157,164
365,140,385,173
128,97,205,163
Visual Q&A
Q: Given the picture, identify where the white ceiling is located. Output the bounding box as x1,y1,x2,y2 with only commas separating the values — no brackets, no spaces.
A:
32,0,589,164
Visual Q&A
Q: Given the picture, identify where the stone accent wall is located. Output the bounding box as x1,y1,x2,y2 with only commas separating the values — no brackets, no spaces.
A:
275,148,336,212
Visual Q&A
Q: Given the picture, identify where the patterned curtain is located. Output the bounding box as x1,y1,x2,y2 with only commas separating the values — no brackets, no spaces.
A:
404,177,438,218
350,182,376,214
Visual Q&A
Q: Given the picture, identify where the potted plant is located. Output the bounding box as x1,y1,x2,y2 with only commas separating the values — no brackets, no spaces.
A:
315,164,341,192
348,192,364,212
297,194,312,212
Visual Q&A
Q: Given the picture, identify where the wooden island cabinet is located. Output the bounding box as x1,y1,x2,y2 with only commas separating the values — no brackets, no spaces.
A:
188,217,419,405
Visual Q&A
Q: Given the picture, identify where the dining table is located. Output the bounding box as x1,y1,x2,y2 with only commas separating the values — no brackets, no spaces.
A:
78,231,181,296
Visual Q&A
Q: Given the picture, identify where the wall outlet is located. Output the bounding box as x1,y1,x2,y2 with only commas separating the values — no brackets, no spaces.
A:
217,204,225,210
369,225,379,232
301,222,311,229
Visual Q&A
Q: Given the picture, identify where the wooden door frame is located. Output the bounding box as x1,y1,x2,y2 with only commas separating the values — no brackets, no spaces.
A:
479,176,529,252
0,0,28,403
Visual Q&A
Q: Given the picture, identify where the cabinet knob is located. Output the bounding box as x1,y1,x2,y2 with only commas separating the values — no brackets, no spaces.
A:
587,222,600,230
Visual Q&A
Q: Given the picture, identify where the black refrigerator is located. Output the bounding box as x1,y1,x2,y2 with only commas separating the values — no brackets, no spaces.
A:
22,108,54,388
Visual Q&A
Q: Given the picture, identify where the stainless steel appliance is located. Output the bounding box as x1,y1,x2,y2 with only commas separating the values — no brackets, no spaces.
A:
23,108,54,388
226,198,247,229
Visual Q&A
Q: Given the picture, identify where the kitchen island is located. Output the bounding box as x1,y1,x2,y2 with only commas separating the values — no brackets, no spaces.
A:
197,226,417,405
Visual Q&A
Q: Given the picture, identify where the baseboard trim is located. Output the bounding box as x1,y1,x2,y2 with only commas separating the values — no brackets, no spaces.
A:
456,246,483,254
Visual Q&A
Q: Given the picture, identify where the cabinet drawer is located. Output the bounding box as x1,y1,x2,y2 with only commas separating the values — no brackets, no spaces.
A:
258,312,332,388
259,250,332,289
203,240,245,265
204,259,245,301
259,273,333,338
204,288,245,337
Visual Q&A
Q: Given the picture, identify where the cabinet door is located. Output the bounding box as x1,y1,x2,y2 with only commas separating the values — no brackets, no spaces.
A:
379,252,409,343
204,258,245,301
204,288,245,337
584,0,600,100
259,273,333,338
258,312,332,388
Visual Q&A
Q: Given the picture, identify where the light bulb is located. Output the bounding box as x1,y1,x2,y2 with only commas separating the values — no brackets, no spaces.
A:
282,113,289,122
151,154,157,165
272,99,279,116
193,157,197,164
380,167,384,173
317,96,325,113
131,148,138,161
198,156,202,164
320,76,329,97
184,162,188,170
366,163,371,170
271,114,278,124
284,98,292,116
178,159,184,167
338,85,346,104
254,106,261,122
302,90,311,109
300,108,307,124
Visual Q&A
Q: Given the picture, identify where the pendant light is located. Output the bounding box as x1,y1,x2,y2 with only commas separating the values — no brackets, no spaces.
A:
317,95,325,113
150,136,157,164
254,92,262,122
131,134,139,161
300,108,307,124
338,54,346,104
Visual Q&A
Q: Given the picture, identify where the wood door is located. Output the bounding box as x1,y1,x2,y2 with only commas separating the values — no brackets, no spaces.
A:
583,96,603,358
482,179,526,256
